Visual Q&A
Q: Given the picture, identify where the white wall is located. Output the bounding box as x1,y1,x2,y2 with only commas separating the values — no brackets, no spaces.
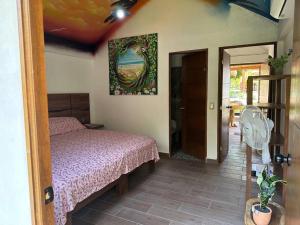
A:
90,0,278,159
46,45,93,93
278,0,295,74
0,1,32,225
277,0,295,135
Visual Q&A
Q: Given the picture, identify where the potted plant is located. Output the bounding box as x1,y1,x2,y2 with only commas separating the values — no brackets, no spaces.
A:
252,167,287,225
267,49,293,75
252,167,286,225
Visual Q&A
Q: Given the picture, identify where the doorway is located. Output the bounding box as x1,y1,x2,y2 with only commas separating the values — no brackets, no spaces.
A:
169,49,208,160
218,42,277,163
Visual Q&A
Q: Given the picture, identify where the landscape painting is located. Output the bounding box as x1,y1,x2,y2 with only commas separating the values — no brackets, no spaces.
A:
108,33,158,95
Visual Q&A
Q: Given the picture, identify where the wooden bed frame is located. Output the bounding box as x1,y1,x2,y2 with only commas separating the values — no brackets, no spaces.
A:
47,93,155,225
48,93,90,124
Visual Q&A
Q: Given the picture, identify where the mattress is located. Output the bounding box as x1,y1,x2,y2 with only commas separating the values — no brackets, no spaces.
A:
50,129,159,225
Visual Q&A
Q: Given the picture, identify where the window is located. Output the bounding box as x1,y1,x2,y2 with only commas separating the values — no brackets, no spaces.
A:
230,64,270,113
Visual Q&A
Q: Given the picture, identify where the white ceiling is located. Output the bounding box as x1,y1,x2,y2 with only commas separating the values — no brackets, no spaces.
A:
225,45,274,57
225,44,274,65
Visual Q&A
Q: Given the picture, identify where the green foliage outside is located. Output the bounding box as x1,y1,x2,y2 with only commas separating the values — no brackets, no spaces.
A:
230,70,244,100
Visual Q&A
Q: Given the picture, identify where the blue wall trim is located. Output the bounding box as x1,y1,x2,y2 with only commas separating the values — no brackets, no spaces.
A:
227,0,278,22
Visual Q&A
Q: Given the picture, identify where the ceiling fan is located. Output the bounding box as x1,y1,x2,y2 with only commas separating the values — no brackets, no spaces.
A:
104,0,138,23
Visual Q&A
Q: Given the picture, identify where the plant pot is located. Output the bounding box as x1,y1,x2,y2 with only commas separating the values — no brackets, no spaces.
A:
252,204,272,225
273,67,283,75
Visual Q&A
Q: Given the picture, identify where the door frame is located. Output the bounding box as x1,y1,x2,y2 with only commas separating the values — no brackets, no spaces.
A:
217,42,277,163
17,0,54,224
169,49,208,158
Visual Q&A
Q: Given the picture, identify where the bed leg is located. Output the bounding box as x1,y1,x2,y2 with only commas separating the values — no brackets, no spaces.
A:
117,174,128,195
65,212,72,225
149,160,155,173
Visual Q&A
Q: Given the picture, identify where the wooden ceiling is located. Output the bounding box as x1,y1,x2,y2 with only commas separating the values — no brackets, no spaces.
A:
43,0,275,52
43,0,149,51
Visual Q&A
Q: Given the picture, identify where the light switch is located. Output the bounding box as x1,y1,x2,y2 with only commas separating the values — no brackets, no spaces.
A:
209,102,214,110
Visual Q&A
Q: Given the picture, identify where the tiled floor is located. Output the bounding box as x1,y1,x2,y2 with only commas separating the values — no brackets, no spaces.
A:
72,127,246,225
172,150,201,161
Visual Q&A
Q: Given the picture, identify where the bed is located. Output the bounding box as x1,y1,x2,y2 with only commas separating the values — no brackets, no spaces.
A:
48,94,160,225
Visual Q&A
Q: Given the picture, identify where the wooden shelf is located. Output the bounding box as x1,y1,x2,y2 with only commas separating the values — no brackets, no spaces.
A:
246,75,291,202
248,75,291,81
270,132,285,146
253,103,286,110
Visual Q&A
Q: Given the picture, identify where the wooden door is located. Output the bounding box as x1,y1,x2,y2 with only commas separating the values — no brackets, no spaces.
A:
182,51,207,160
285,1,300,224
19,0,55,224
219,51,231,162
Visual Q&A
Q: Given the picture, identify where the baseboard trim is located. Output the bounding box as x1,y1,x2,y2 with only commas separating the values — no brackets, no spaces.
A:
206,159,219,164
159,152,170,159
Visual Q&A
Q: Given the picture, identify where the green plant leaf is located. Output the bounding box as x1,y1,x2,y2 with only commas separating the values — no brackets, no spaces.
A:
257,175,263,186
271,180,287,187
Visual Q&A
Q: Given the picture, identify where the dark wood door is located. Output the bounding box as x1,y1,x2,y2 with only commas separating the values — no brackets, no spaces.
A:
220,51,231,162
286,1,300,224
182,51,207,160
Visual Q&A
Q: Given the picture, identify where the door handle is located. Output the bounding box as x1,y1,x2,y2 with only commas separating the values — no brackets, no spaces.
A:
44,186,54,204
179,107,185,110
219,106,232,110
275,154,292,166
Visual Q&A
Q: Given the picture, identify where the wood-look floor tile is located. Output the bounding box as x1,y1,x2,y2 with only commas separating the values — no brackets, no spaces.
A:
102,195,152,213
169,222,185,225
209,200,244,216
72,218,94,225
147,174,175,184
131,191,181,209
143,179,190,194
73,126,246,225
130,185,169,196
196,174,244,187
87,199,124,215
179,203,243,225
162,191,211,208
190,189,240,205
116,208,170,225
206,168,245,176
148,206,204,225
81,209,137,225
215,186,245,197
187,181,218,193
219,173,242,180
221,161,246,167
201,219,233,225
73,206,93,219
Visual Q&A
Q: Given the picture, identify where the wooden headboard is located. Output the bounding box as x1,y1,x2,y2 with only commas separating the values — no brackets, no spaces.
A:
48,93,90,124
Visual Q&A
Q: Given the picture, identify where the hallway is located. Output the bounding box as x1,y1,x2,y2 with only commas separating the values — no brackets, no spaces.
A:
221,125,246,180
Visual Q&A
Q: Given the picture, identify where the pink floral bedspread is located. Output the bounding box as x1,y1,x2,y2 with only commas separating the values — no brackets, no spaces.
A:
50,129,159,225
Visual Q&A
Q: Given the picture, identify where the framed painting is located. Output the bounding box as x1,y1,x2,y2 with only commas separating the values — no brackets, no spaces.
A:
108,33,158,95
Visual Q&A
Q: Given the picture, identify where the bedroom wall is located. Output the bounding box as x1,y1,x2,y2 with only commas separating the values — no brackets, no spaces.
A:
277,0,295,74
0,1,32,225
278,0,295,74
46,45,93,94
277,0,295,135
90,0,278,159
